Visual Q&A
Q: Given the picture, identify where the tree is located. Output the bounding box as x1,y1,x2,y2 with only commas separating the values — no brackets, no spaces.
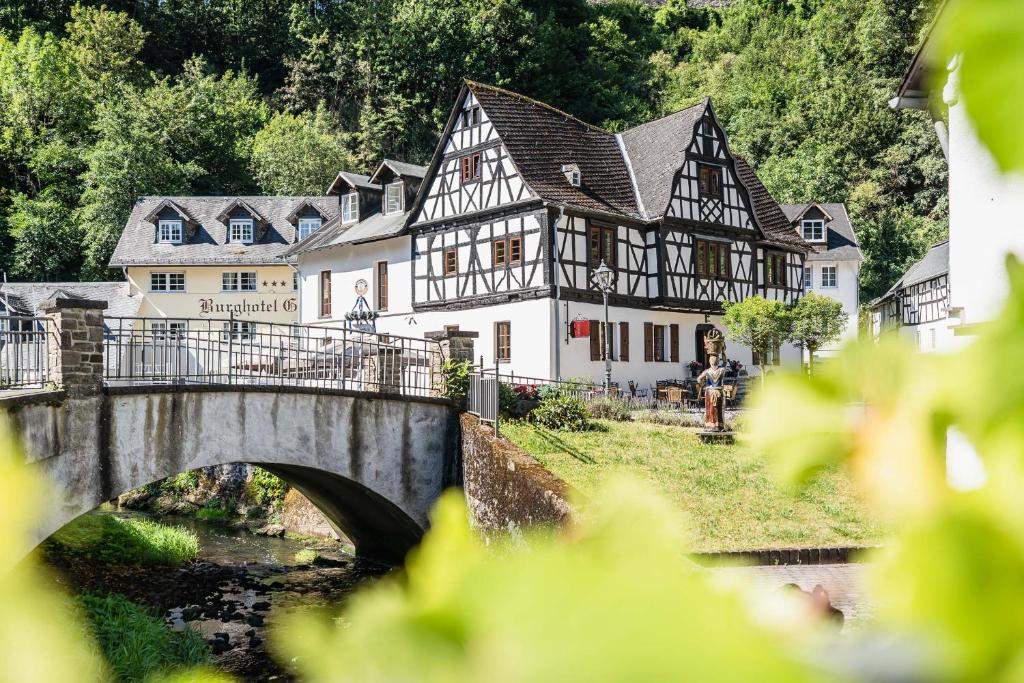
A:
251,105,353,196
64,4,148,102
788,292,849,373
721,296,792,386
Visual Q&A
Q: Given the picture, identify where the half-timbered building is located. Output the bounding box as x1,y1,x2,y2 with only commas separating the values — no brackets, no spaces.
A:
869,241,952,352
292,81,810,386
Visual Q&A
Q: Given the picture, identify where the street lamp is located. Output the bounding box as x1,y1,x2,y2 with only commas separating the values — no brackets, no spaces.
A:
591,260,616,392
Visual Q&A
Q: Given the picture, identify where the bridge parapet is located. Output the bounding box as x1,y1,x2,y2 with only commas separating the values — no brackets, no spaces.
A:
42,294,107,398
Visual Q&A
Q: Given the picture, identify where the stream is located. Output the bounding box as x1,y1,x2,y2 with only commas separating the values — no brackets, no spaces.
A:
58,509,389,681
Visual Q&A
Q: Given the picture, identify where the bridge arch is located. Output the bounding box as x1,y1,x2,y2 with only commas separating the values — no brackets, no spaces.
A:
3,386,460,565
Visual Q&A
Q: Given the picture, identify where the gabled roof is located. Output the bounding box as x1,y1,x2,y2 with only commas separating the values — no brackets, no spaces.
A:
780,203,862,261
110,196,339,267
285,199,330,225
327,172,381,196
216,198,269,226
733,157,809,251
872,240,950,305
370,159,427,184
284,211,410,257
0,281,142,318
464,80,642,219
618,101,707,218
142,198,198,225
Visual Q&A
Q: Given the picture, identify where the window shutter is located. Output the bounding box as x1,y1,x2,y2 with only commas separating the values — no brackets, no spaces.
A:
644,323,654,362
589,320,601,361
669,324,679,363
619,322,629,362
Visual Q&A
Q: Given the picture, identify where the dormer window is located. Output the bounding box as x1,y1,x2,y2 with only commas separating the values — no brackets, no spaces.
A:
562,164,581,187
158,219,183,244
801,219,825,242
229,218,254,244
341,193,358,224
385,182,403,215
698,163,722,199
298,217,322,240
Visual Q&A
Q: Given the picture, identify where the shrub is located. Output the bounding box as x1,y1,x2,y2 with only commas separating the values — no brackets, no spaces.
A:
49,514,199,566
195,500,234,525
531,394,590,432
498,382,518,416
78,593,209,682
247,467,288,509
587,398,632,421
159,471,199,496
440,359,472,403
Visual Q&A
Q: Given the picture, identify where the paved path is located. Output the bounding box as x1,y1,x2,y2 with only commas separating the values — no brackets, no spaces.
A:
714,563,871,626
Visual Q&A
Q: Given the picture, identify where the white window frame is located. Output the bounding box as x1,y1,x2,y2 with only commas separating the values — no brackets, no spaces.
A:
820,265,837,288
222,320,255,342
801,219,825,242
384,182,403,215
341,193,358,224
157,219,183,244
151,320,187,340
150,272,185,292
222,271,257,292
298,217,322,240
803,266,812,289
229,218,254,244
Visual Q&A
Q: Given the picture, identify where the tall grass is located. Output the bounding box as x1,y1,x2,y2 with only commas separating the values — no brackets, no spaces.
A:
50,514,199,566
78,593,209,682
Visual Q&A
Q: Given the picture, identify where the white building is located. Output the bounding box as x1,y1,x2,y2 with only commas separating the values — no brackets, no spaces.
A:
289,81,812,388
869,241,953,352
780,203,862,357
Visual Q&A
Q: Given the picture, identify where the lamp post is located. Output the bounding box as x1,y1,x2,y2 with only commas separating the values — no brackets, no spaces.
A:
591,260,616,393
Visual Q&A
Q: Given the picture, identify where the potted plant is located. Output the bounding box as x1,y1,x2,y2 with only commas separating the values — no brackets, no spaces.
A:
686,360,703,378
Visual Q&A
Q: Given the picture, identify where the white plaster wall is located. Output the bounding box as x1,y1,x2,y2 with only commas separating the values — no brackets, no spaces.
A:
947,96,1024,326
803,259,860,357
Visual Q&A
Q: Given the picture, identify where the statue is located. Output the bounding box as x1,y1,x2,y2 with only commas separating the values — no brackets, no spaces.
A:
696,352,727,432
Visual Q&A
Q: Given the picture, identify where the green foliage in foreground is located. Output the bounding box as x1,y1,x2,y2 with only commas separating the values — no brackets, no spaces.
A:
78,593,209,683
530,394,591,432
503,420,882,551
50,514,199,566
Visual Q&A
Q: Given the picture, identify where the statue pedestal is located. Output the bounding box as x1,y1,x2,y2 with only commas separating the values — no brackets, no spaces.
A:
698,430,735,445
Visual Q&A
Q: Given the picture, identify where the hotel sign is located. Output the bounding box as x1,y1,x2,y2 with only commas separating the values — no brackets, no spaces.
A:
198,297,297,317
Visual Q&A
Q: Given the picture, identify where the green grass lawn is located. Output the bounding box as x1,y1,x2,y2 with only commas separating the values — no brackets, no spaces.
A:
501,419,886,552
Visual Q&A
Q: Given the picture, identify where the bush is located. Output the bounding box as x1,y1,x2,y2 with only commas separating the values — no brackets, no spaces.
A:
531,394,590,432
78,593,209,682
587,398,632,421
159,471,199,496
440,359,472,403
498,382,518,416
247,467,287,509
195,500,234,525
49,514,199,566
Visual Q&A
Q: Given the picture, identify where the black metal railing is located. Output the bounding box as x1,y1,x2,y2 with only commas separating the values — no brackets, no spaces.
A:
0,316,49,390
102,317,443,398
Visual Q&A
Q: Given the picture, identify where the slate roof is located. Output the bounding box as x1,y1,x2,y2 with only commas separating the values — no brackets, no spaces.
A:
733,157,810,251
284,210,410,257
618,102,706,218
780,203,862,261
465,81,642,219
328,172,380,196
110,196,339,267
0,281,142,318
378,159,427,179
872,240,949,305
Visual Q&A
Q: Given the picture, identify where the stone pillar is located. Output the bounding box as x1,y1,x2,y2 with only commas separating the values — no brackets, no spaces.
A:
424,330,478,397
368,347,403,395
43,294,107,398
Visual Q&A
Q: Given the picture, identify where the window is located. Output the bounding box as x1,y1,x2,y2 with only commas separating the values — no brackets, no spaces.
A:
463,105,481,128
495,321,511,362
341,193,358,224
444,248,458,276
229,218,254,244
150,272,185,292
319,270,331,317
293,272,298,291
492,237,523,267
801,219,825,241
803,266,812,289
562,164,581,187
766,253,787,287
151,320,186,340
820,265,837,288
589,223,616,272
653,325,666,362
376,261,389,312
157,220,183,244
509,236,522,264
222,320,255,341
461,153,481,183
222,271,257,292
493,239,507,266
698,164,722,199
385,182,403,215
298,217,322,240
695,239,731,279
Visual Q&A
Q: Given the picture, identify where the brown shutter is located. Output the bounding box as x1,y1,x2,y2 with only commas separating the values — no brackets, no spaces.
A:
589,320,601,361
619,322,629,362
670,324,679,363
644,323,654,362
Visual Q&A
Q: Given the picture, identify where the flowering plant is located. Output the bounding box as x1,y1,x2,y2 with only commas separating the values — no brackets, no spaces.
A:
729,359,743,373
686,360,703,373
345,310,379,322
514,384,540,400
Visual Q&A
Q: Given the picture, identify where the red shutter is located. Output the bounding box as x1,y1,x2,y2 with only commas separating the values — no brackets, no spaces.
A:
619,322,629,362
589,320,601,361
644,323,654,362
669,324,679,363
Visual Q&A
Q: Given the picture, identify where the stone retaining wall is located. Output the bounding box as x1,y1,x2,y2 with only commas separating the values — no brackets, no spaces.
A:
460,413,573,536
